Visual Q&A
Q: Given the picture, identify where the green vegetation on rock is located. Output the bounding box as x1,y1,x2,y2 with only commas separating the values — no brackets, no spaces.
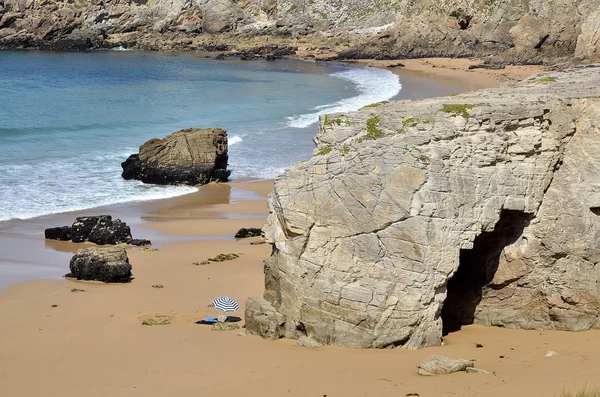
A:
397,117,417,134
316,146,333,156
363,101,386,108
323,114,353,129
194,253,240,265
365,117,384,139
441,104,474,118
535,76,558,83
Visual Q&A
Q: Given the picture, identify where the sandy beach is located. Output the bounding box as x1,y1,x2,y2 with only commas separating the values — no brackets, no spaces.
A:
4,59,598,397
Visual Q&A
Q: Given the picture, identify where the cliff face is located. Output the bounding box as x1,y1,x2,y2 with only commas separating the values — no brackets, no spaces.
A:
1,0,599,63
245,66,600,349
339,0,600,64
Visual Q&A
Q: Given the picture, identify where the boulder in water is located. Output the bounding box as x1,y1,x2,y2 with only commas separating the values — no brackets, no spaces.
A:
121,128,231,186
44,226,72,241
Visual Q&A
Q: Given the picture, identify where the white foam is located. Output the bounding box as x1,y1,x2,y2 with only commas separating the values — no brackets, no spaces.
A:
111,46,131,51
229,135,243,145
0,151,197,222
286,66,402,129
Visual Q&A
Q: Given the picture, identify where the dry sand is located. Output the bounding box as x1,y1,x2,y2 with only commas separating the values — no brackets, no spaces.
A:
352,57,550,92
1,61,597,397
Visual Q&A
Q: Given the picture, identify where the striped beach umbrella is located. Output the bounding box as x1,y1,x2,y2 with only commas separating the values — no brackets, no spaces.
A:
211,296,240,312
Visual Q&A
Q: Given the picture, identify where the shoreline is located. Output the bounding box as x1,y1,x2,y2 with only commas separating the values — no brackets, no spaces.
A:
6,57,597,397
0,55,547,290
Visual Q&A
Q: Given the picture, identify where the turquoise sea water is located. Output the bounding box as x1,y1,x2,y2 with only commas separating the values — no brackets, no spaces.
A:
0,50,401,222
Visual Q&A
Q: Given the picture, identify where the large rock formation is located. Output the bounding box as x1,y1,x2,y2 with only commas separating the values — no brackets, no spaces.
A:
67,246,132,282
121,128,230,186
246,66,600,349
1,0,600,64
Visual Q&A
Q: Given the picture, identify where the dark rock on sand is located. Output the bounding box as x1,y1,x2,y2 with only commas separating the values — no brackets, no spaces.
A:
45,215,134,245
71,216,113,243
44,226,72,241
121,128,231,186
88,218,132,245
67,246,132,283
130,239,152,246
234,228,262,238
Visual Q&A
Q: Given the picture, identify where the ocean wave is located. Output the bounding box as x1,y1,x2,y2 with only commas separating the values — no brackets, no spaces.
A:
0,152,197,222
285,66,402,129
229,135,243,145
0,184,197,222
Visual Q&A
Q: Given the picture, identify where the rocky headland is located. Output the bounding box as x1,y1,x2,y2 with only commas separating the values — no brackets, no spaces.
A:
0,0,599,65
245,65,600,349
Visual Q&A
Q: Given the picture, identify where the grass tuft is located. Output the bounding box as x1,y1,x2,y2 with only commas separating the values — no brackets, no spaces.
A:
315,146,333,156
535,76,558,83
441,104,474,119
365,117,385,139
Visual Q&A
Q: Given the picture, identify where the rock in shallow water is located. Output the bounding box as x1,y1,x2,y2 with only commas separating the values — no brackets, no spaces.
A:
44,226,72,241
121,128,231,186
67,246,132,283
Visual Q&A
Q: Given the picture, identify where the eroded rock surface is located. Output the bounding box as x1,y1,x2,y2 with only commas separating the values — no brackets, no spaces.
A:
246,67,600,348
418,355,474,376
121,128,230,185
1,0,600,64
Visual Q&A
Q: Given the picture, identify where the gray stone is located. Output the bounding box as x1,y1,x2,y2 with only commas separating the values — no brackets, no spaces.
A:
217,314,228,323
418,355,474,376
246,67,600,349
297,335,321,348
201,0,242,34
244,297,285,340
2,0,600,64
68,246,132,283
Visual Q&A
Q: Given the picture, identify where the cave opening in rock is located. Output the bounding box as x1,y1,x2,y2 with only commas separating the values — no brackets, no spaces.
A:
440,210,532,335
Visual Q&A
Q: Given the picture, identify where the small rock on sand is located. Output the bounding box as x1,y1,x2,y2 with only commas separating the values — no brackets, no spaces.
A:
418,355,474,376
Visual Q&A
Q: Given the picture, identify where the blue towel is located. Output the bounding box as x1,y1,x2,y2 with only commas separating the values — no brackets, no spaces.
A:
195,317,218,325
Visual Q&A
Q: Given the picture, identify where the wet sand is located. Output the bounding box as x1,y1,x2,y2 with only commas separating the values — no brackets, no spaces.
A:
3,60,596,397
